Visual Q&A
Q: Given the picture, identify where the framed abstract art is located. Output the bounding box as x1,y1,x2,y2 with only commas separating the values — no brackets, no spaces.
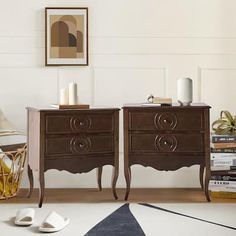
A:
45,7,88,66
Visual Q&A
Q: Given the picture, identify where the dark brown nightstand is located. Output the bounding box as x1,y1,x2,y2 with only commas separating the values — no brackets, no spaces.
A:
27,107,119,207
123,103,211,201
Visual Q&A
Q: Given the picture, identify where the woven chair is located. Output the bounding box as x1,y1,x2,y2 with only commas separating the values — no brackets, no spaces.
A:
0,109,26,199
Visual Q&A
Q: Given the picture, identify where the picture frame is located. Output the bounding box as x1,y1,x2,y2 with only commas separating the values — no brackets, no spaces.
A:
45,7,88,66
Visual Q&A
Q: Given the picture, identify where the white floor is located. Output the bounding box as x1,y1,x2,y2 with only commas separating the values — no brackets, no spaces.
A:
0,203,235,236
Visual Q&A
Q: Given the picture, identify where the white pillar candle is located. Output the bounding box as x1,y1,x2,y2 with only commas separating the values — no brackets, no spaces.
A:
59,88,68,105
177,78,192,106
68,82,78,105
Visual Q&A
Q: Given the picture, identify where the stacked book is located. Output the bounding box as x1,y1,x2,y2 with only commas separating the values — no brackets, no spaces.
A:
210,134,236,198
142,96,172,106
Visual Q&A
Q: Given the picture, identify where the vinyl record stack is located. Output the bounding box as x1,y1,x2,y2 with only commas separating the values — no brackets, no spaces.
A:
210,134,236,198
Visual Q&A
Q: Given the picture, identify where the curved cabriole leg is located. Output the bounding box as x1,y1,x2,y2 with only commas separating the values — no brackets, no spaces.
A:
112,166,119,200
199,164,204,190
27,164,34,198
97,167,103,191
39,171,45,208
124,166,131,201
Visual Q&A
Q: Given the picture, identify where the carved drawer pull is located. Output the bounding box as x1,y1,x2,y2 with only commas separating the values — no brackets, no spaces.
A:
155,135,178,152
70,116,91,131
70,137,91,153
154,112,177,130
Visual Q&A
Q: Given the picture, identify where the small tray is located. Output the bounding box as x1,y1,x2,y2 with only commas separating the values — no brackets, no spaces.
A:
51,104,90,109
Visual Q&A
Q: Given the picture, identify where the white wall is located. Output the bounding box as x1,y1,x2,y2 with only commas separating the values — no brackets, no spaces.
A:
1,0,236,188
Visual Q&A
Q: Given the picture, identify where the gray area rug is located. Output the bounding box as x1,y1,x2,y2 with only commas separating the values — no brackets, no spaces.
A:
85,203,145,236
85,203,236,235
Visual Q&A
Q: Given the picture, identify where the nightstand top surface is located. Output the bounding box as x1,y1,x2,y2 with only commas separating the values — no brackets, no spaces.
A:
123,103,211,109
26,106,120,112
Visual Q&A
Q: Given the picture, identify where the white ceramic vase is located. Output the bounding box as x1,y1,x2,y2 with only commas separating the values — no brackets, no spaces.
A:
177,78,192,106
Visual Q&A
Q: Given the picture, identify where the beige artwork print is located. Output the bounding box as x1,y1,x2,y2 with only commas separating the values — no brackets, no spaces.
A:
50,15,84,58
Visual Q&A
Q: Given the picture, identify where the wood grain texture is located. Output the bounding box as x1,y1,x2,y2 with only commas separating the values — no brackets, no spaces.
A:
26,107,120,207
3,188,235,204
130,110,203,131
123,104,211,201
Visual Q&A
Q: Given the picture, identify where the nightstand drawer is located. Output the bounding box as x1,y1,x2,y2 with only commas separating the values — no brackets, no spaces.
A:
45,113,114,134
45,135,114,156
130,133,204,153
130,110,203,131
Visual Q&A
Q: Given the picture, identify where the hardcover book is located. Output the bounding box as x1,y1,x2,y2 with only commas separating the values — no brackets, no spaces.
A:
51,104,90,109
210,154,236,169
211,153,236,159
152,97,172,104
209,180,236,192
210,180,236,185
209,187,236,192
211,175,236,181
212,134,236,143
211,165,236,171
211,147,236,153
210,191,236,198
211,142,236,149
211,159,235,167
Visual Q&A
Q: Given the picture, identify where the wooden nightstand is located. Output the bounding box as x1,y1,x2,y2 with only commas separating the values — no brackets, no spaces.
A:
123,103,211,201
27,107,119,207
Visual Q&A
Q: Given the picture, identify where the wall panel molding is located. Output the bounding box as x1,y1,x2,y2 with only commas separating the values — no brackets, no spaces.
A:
198,67,236,101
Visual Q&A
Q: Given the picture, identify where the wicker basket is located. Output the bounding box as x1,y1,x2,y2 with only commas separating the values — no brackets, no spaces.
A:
0,145,27,199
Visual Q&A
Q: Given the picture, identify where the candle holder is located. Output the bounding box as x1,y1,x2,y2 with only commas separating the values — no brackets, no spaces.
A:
56,82,89,109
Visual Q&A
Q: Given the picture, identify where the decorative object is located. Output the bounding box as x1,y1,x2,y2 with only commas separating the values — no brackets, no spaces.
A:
0,145,27,199
68,82,78,105
123,103,211,201
177,78,193,106
59,82,78,105
58,82,85,107
146,94,172,105
212,110,236,135
27,107,119,207
60,88,69,105
45,7,88,66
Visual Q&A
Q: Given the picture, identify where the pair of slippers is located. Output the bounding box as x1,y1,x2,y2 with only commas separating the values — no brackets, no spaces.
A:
15,208,70,233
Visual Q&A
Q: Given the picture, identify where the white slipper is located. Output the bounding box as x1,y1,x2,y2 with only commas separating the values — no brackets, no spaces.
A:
39,211,70,233
15,208,35,226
